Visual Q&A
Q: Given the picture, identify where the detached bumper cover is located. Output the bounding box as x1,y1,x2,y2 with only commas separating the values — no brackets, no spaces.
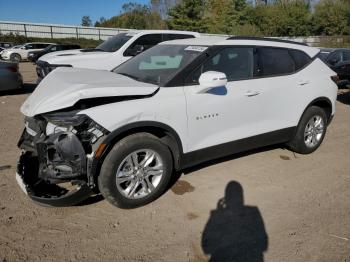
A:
16,152,93,207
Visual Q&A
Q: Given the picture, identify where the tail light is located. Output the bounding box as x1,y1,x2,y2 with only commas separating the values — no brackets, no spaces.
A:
331,75,340,84
6,65,18,73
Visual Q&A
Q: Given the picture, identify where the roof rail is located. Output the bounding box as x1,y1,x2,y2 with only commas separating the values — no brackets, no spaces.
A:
227,36,308,46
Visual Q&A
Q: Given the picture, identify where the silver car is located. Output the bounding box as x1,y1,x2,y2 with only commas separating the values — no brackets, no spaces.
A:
0,61,23,91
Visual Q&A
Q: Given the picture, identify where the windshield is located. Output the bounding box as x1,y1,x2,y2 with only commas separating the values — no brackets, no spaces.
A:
43,45,56,52
317,52,331,62
114,44,207,85
96,33,132,52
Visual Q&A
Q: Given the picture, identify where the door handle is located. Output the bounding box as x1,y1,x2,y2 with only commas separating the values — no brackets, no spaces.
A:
245,90,260,97
298,80,309,86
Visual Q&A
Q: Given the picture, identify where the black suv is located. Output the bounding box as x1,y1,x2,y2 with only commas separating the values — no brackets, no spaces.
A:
320,48,350,87
28,44,81,63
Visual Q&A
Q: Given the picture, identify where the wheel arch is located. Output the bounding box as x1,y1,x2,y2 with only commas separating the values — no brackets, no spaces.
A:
10,52,21,59
302,97,333,125
92,121,184,180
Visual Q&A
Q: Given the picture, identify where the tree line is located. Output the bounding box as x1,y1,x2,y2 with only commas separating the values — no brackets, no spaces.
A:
82,0,350,37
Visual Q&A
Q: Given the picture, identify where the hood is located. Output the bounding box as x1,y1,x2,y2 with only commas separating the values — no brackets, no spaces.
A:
21,67,158,117
39,49,110,64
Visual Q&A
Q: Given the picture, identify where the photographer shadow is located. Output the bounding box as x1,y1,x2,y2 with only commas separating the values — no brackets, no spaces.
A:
202,181,268,262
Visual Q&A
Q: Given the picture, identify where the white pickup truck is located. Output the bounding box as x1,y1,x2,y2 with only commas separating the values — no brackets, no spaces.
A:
36,30,200,82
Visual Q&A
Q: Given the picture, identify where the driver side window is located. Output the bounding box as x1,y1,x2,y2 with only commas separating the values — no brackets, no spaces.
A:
25,44,34,50
123,34,162,57
188,47,254,84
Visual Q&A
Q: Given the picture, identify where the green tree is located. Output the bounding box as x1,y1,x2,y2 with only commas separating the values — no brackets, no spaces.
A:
249,0,312,36
312,0,350,35
205,0,249,34
95,17,107,27
97,3,166,29
81,16,92,27
166,0,208,32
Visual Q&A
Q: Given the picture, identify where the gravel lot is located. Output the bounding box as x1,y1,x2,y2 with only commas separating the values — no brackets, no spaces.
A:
0,63,349,262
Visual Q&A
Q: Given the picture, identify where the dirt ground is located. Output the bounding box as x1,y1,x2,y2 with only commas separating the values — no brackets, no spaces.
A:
0,63,349,262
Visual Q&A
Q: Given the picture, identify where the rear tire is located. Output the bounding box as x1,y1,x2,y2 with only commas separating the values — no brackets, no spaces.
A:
287,106,328,154
98,133,173,209
10,53,21,62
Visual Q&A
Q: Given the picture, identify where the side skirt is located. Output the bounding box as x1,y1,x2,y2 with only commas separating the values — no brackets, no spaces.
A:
179,127,296,170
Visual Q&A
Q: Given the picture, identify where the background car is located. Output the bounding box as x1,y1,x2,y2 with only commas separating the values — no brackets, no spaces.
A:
28,43,81,63
1,42,54,62
317,48,335,61
0,61,23,91
36,30,200,81
320,48,350,87
0,42,15,49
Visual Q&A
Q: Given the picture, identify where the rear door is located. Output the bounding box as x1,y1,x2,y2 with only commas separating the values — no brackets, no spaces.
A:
253,47,315,130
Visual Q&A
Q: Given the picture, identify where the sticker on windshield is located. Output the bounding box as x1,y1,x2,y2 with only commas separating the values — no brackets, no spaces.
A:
184,46,208,52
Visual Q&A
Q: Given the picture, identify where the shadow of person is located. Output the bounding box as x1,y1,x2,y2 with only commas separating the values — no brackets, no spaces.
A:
202,181,268,262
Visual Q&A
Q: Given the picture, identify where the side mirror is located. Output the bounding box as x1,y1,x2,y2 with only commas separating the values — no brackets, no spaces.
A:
197,71,227,93
124,45,144,57
134,45,144,53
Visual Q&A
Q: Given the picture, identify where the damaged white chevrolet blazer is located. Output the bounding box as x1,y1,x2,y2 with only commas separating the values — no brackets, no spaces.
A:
17,37,338,208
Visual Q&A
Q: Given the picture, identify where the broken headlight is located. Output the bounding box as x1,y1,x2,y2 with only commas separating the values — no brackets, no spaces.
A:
43,111,107,147
43,111,87,129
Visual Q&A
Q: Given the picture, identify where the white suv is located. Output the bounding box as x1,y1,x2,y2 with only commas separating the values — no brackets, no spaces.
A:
17,37,337,208
1,42,53,62
36,30,200,82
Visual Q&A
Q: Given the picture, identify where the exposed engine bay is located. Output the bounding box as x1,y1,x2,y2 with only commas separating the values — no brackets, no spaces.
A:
17,111,109,206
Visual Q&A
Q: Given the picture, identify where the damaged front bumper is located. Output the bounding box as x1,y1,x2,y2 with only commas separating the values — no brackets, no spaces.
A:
16,114,108,207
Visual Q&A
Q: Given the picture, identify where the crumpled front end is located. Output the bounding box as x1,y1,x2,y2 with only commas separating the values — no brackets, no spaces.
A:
16,112,108,206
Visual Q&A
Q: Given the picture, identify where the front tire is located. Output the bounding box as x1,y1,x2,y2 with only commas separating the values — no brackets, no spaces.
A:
287,106,328,154
98,133,173,209
10,53,21,62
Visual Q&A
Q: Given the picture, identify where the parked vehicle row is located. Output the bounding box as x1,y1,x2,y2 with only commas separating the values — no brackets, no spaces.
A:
0,42,15,49
28,44,81,63
0,42,81,63
16,35,338,209
1,43,54,62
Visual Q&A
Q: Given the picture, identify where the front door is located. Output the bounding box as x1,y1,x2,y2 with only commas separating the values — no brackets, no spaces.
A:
184,46,266,153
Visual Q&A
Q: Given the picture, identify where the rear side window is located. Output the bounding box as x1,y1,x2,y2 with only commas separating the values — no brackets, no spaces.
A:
25,44,34,49
343,50,350,61
163,34,195,41
289,49,311,71
34,44,50,49
50,46,58,51
326,51,342,64
256,47,295,77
